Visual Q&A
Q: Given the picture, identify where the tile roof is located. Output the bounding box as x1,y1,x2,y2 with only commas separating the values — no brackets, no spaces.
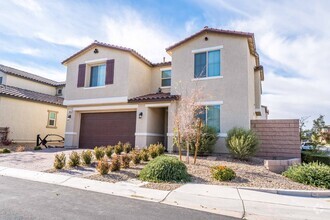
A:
0,84,64,106
152,61,172,67
0,64,65,87
62,41,153,66
128,92,180,103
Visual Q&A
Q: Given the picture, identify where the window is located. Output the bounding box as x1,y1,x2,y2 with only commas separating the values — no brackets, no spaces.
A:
194,50,220,78
47,111,57,128
161,70,171,87
198,105,220,133
90,64,106,87
57,88,62,96
0,77,2,84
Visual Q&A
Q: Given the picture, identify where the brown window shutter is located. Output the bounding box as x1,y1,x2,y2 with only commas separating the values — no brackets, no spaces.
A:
105,59,115,84
77,64,86,87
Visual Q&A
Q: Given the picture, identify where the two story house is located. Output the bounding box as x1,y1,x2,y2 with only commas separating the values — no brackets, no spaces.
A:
62,27,267,153
0,64,66,145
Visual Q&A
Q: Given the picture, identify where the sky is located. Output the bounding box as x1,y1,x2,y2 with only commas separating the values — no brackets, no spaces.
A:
0,0,329,127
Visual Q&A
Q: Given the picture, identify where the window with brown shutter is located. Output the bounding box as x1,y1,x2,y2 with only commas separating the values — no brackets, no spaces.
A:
105,59,115,84
77,64,86,87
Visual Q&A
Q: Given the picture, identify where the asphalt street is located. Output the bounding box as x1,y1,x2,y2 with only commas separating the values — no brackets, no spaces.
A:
0,176,238,220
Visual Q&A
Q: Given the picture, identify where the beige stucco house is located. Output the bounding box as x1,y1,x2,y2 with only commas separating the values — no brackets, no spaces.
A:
0,64,66,144
62,27,268,153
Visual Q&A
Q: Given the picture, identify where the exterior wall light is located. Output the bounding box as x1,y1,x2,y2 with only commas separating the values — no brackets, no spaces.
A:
139,112,143,119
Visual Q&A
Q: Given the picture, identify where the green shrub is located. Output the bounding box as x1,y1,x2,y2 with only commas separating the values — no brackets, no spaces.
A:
105,146,114,158
94,146,105,160
226,127,259,160
190,126,218,155
139,156,190,182
54,153,66,169
68,151,80,167
121,154,131,168
211,165,236,181
123,142,132,153
130,149,141,165
110,155,121,172
148,144,159,159
114,142,123,154
283,162,330,189
155,143,165,155
97,157,110,175
81,150,93,165
302,151,330,166
140,148,149,161
0,148,11,154
34,146,42,151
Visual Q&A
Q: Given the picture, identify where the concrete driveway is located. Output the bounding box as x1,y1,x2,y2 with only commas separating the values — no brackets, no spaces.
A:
0,148,85,171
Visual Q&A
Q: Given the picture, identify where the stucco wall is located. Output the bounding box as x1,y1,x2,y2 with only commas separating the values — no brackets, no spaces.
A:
0,97,66,143
150,65,171,94
251,120,301,159
4,75,57,96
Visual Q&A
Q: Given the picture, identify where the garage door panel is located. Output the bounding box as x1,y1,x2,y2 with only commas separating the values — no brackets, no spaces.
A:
79,112,136,148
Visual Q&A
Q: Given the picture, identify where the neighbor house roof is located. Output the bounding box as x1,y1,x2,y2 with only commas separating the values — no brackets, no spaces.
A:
0,64,65,87
0,84,64,106
128,92,180,103
62,41,154,66
166,27,260,65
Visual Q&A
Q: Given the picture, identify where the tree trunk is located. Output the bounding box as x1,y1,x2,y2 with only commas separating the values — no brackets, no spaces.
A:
178,130,182,161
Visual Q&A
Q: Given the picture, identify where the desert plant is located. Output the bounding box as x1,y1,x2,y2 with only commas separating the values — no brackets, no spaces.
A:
226,127,259,160
140,148,149,161
130,149,141,165
16,145,25,152
302,151,330,166
68,151,80,167
139,156,190,182
155,143,165,156
211,165,236,181
34,146,42,151
94,146,105,160
105,146,114,158
54,153,66,169
148,144,159,159
121,153,131,168
0,148,11,154
123,142,132,153
110,155,121,172
81,150,93,165
283,162,330,189
190,126,218,156
114,142,124,154
97,157,110,175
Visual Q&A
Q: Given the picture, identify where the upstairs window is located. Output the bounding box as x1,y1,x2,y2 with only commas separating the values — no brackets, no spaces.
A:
47,111,57,128
90,64,106,87
0,77,2,84
194,50,220,78
161,70,171,87
197,105,220,133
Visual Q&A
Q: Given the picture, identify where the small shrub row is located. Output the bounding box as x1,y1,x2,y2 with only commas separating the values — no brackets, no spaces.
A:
0,148,11,154
283,162,330,189
211,165,236,181
301,151,330,166
54,150,93,169
148,143,165,159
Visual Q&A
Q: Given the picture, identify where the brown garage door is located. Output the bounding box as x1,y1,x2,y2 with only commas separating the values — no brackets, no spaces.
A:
79,111,136,148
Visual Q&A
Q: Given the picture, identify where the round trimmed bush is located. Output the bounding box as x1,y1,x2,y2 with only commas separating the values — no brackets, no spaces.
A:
283,162,330,189
211,165,236,181
226,127,259,160
139,156,190,182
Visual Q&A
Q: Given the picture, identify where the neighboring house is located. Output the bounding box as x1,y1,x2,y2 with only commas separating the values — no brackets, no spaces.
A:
62,27,268,153
0,64,66,144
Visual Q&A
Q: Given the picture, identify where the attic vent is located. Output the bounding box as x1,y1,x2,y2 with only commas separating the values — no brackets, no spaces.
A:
94,48,99,54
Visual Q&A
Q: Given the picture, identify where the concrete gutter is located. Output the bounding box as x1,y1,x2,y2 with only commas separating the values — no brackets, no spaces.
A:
1,166,330,219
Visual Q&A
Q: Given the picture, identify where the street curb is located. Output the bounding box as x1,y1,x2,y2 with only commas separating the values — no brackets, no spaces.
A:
238,186,330,198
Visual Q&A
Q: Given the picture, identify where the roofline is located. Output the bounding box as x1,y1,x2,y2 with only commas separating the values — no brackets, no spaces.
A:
152,61,172,67
166,27,259,65
0,65,64,87
0,93,65,106
62,41,153,66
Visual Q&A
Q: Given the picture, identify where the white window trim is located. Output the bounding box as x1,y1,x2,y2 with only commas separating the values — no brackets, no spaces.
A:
161,69,172,87
88,64,106,88
193,46,222,78
83,86,106,90
47,111,57,128
160,86,171,89
192,76,223,81
192,45,223,54
197,102,222,134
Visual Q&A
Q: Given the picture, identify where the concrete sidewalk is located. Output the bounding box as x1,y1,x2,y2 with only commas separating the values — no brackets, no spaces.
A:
0,166,329,219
